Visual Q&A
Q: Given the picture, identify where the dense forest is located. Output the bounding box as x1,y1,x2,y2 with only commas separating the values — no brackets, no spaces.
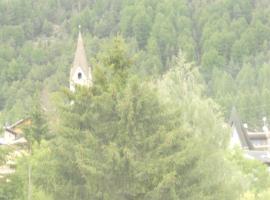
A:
1,0,270,199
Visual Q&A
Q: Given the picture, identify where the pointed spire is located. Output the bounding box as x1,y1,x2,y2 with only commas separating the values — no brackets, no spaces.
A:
70,29,92,92
72,30,91,78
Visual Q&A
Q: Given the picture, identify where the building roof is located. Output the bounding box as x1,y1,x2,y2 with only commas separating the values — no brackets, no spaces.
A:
4,119,31,137
70,31,91,78
229,107,254,150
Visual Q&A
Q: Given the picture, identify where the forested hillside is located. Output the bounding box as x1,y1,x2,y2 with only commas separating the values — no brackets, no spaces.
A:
0,0,270,124
1,0,270,199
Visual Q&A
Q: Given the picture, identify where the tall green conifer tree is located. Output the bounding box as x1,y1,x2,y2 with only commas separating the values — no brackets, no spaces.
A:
50,39,243,199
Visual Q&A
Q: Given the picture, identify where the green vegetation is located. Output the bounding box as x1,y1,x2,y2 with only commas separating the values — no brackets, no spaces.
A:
0,0,270,199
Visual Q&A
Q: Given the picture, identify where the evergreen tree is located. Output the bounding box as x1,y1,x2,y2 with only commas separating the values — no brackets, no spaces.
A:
24,98,49,148
49,49,242,200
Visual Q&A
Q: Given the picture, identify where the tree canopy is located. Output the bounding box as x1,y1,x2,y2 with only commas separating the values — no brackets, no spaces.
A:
1,0,270,199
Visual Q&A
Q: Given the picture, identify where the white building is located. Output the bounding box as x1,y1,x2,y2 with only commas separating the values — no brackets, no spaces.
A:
0,119,29,146
229,107,270,165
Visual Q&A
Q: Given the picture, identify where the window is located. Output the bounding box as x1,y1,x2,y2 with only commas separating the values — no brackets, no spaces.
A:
78,72,82,79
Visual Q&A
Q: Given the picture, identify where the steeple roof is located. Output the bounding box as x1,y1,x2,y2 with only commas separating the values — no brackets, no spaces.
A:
71,31,90,78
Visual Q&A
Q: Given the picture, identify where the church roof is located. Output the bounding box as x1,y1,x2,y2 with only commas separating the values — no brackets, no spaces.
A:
71,31,90,78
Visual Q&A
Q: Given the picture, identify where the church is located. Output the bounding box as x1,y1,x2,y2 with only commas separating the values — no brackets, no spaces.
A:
0,30,92,178
0,30,92,147
69,30,93,92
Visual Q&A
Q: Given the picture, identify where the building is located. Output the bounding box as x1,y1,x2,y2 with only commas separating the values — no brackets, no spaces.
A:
0,119,30,146
229,107,270,165
0,31,91,178
69,31,92,92
0,119,29,178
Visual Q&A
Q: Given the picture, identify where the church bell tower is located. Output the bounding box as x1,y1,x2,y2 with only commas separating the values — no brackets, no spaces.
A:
70,30,92,92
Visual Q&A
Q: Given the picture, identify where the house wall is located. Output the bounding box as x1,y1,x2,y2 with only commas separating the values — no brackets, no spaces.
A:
250,139,267,146
230,126,242,148
4,131,15,142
